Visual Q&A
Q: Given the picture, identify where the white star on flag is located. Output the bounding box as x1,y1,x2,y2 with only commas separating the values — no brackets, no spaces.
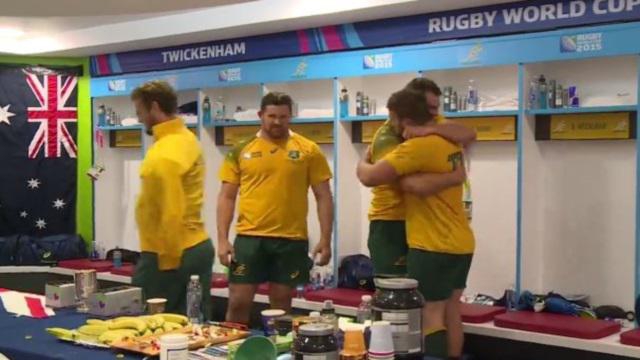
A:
35,219,46,229
0,104,15,126
20,211,28,218
52,199,66,210
27,178,40,189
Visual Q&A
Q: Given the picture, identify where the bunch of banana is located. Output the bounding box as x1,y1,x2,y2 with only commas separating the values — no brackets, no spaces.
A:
46,313,190,345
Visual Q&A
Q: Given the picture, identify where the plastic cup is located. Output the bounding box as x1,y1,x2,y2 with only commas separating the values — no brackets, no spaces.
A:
261,309,286,341
235,336,278,360
341,327,367,357
146,298,167,314
368,321,394,359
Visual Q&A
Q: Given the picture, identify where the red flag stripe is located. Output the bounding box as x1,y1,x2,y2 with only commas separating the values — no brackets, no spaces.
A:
25,296,48,318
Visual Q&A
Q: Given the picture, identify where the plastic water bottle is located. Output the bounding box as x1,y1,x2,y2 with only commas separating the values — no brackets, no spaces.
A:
187,275,203,324
356,295,372,324
202,96,211,123
467,79,478,111
528,79,539,109
321,300,338,333
113,247,122,268
339,87,349,118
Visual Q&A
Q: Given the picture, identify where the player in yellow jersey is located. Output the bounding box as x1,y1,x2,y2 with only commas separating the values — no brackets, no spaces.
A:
358,89,475,360
367,78,475,278
217,92,334,324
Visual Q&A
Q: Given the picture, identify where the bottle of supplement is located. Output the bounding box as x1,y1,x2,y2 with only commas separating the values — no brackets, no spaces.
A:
372,278,424,359
186,275,203,324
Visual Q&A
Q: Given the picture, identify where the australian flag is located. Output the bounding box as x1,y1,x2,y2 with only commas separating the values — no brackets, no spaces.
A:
0,65,81,236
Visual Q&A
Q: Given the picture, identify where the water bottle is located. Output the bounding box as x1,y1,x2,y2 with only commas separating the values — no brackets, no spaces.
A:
450,91,458,112
356,295,372,324
321,300,338,333
112,247,122,268
467,79,478,111
213,96,226,121
97,105,106,126
505,285,518,311
528,79,539,110
202,96,211,123
339,88,349,118
355,91,363,116
538,75,548,109
187,275,203,324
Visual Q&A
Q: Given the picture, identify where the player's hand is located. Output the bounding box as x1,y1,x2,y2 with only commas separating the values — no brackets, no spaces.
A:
365,145,373,163
217,240,235,267
312,242,331,266
449,164,467,185
403,125,432,139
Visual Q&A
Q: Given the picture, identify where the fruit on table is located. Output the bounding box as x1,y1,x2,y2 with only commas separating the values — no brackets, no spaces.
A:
78,325,110,336
46,328,75,341
108,318,147,333
98,329,138,345
157,313,188,325
45,313,191,345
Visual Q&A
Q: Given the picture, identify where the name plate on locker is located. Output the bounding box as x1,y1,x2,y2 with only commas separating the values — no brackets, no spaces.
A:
218,123,333,146
360,120,385,143
109,129,142,148
290,123,333,144
450,116,516,141
536,112,636,140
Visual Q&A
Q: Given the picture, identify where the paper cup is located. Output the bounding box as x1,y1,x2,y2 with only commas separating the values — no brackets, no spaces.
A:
341,327,367,357
147,298,167,314
368,321,394,359
261,309,286,340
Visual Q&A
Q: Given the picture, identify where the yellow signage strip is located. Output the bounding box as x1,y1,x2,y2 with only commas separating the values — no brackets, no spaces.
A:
109,129,142,148
547,112,631,140
358,117,516,143
219,123,334,146
450,116,516,141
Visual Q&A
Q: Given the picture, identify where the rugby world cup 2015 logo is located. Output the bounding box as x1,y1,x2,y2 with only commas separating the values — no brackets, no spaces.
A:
363,54,393,69
219,68,242,82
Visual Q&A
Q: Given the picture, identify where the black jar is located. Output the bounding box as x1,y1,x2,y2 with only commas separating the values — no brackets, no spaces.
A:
294,323,338,359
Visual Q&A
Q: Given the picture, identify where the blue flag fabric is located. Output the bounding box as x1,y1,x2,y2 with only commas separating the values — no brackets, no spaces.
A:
0,65,80,236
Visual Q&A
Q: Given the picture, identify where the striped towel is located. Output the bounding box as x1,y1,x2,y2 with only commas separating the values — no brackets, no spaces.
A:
0,288,55,318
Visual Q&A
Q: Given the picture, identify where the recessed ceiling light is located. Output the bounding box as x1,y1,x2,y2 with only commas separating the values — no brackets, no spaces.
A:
0,28,24,39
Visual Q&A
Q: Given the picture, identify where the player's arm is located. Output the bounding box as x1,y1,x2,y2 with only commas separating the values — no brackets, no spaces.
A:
403,121,477,146
309,146,334,266
357,159,400,187
216,182,239,267
311,180,333,266
399,166,466,197
216,149,242,267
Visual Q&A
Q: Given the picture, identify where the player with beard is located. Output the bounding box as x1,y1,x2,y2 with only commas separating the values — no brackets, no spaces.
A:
217,92,334,324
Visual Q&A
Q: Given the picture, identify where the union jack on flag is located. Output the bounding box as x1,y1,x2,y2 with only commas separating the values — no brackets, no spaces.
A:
25,72,78,159
0,65,79,236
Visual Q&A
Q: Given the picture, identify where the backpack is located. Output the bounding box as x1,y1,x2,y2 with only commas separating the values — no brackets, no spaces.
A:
15,234,87,265
338,254,375,291
0,235,19,265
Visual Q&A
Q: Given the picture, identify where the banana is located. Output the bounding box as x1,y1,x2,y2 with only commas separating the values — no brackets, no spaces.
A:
157,313,189,326
142,329,153,337
46,327,75,341
154,328,165,335
86,319,108,326
77,325,109,336
74,332,99,343
140,316,158,330
98,329,137,345
108,318,147,333
151,314,165,328
162,322,183,332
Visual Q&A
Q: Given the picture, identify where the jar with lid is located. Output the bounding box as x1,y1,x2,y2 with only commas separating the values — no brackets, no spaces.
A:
372,278,424,359
294,323,338,360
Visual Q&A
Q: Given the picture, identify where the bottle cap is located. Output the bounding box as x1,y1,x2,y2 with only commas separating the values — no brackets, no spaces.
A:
190,275,199,281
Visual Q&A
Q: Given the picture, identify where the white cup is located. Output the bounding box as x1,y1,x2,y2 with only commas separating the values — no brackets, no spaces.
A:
368,321,394,359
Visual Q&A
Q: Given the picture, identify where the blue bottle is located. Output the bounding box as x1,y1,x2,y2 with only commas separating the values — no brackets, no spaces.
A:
538,75,548,109
339,88,349,118
202,96,211,124
97,105,106,126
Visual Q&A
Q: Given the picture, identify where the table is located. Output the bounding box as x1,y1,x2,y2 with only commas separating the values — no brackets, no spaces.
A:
0,300,143,360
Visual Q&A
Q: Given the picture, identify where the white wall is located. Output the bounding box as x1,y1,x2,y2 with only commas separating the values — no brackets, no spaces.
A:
265,80,334,118
521,57,638,309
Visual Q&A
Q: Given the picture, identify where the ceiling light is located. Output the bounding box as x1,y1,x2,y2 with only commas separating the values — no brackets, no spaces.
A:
0,28,24,39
